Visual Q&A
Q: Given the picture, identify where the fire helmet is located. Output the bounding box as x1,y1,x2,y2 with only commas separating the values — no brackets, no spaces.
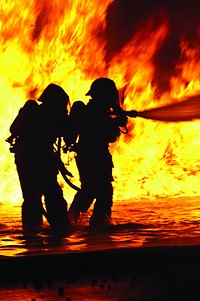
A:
38,83,69,106
86,77,120,109
86,78,118,97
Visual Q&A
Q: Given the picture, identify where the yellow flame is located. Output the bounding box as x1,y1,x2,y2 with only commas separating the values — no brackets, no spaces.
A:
0,0,200,205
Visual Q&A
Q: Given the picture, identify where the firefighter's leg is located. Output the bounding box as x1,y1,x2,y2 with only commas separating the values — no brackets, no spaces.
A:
16,162,43,234
69,189,94,225
43,178,71,234
22,197,43,234
89,182,113,227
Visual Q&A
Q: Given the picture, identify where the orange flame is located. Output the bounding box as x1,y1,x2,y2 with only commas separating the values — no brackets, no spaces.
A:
0,1,200,205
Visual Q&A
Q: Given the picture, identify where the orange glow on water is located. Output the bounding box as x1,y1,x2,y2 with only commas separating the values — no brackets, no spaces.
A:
0,1,200,205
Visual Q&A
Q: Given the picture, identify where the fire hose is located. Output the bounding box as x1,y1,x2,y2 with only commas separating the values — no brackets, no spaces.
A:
57,157,81,192
56,138,81,192
123,94,200,122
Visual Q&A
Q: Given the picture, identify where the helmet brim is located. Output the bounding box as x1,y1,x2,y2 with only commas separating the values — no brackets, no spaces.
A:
85,90,91,96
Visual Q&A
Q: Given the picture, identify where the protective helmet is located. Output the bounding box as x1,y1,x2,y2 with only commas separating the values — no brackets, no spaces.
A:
86,78,120,109
86,77,119,109
38,83,69,106
86,78,118,97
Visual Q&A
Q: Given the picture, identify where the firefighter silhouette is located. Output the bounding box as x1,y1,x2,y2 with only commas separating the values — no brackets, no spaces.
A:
8,84,71,235
68,78,128,226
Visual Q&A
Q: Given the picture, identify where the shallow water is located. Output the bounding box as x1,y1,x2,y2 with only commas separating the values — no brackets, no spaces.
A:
0,196,200,257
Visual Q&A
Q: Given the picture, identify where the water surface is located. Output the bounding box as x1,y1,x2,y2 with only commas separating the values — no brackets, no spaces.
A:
0,197,200,257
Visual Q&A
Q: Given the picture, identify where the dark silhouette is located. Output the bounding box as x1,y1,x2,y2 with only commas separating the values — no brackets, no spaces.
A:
7,83,71,235
68,78,128,227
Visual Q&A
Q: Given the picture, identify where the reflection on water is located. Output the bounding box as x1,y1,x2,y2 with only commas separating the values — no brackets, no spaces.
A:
0,197,200,257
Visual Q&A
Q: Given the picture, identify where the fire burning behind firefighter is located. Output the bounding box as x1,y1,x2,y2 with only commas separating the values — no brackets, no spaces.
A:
0,0,200,205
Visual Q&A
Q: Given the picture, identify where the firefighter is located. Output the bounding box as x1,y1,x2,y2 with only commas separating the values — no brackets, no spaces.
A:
8,84,71,235
68,78,128,226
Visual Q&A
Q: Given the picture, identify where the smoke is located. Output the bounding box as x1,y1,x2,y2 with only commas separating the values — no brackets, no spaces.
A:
104,0,200,96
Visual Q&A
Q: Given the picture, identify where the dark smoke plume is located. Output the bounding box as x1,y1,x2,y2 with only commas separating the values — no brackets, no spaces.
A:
104,0,200,96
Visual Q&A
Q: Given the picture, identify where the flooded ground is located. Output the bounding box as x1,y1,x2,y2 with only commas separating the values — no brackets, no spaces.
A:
0,196,200,257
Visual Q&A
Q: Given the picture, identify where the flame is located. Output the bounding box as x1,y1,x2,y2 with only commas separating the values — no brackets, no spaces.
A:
0,0,200,205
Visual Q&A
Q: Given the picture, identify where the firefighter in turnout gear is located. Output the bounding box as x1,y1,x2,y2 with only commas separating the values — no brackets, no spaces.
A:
7,84,71,235
68,78,128,226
